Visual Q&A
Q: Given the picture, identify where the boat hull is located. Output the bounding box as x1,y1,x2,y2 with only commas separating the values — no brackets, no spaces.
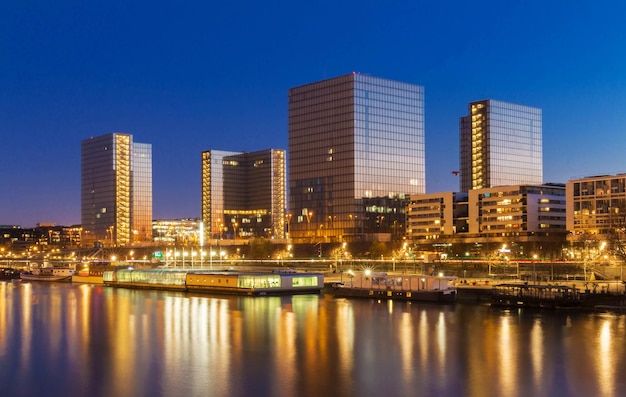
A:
332,286,456,303
1,269,22,280
20,274,73,282
490,283,582,310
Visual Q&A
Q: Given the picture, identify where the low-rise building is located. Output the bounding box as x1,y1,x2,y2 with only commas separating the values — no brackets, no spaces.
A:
407,192,468,241
566,174,626,241
407,184,567,257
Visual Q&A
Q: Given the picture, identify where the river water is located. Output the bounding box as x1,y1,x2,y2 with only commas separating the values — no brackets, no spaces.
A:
1,281,625,397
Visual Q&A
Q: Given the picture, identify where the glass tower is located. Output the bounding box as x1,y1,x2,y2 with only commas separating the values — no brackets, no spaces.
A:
460,99,542,191
201,149,286,240
289,73,425,242
81,133,152,246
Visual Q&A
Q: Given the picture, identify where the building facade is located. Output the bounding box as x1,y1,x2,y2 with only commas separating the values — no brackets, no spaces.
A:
153,218,201,245
407,185,567,257
467,184,566,241
460,99,543,191
201,149,286,240
406,192,468,241
81,133,152,246
288,73,425,243
566,174,626,241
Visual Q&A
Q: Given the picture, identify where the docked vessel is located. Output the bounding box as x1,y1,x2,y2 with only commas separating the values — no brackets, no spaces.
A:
1,268,22,280
103,268,324,295
20,267,74,282
332,271,457,302
491,283,582,309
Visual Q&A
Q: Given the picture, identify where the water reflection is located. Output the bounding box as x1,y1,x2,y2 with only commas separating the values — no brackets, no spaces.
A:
0,282,625,397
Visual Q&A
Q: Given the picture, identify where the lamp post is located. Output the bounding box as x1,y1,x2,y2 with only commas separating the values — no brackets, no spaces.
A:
107,225,115,247
306,211,313,239
286,213,292,240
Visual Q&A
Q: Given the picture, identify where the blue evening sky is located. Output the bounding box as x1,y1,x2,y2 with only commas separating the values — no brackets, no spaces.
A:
2,0,626,227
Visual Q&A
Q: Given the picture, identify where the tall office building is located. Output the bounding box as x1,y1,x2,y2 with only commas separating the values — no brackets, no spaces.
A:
201,149,286,240
288,73,425,243
81,133,152,246
460,99,542,191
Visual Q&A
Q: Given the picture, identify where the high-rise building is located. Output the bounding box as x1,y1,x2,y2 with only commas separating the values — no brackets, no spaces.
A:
288,73,425,243
81,133,152,246
201,149,286,240
460,99,542,191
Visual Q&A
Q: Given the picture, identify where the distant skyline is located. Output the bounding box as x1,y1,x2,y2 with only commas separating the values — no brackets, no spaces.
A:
2,1,626,227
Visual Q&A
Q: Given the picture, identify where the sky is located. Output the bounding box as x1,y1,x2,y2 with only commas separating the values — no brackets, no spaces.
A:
2,0,626,228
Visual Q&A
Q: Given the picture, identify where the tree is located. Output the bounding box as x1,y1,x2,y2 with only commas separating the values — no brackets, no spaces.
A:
248,238,272,259
369,241,387,258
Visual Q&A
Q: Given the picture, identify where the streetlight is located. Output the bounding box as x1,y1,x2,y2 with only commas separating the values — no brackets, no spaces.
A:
306,210,313,238
107,225,115,247
286,213,292,240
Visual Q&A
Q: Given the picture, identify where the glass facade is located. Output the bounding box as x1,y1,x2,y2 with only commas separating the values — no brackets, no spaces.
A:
460,99,542,191
81,133,152,246
132,142,152,242
201,149,286,240
201,150,240,239
289,73,425,242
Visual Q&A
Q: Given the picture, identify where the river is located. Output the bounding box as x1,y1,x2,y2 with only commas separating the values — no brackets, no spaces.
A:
1,281,625,397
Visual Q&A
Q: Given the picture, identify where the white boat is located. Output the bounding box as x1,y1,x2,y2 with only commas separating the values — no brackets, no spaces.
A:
332,271,457,302
21,267,74,282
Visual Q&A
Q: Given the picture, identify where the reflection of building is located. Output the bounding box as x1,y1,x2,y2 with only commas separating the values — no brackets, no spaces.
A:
81,133,152,246
201,149,286,240
288,73,425,243
460,100,542,191
152,218,201,244
567,174,626,241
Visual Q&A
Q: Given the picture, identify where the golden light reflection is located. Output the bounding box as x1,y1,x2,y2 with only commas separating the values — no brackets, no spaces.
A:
20,282,33,374
399,312,414,383
336,299,355,389
498,315,516,396
597,319,614,397
109,289,134,397
274,304,296,396
530,318,544,389
436,311,447,377
418,309,428,369
0,283,9,356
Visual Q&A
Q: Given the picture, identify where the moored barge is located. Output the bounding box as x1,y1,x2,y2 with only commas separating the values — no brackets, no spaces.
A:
491,283,582,309
103,268,324,295
20,267,74,282
332,271,457,303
